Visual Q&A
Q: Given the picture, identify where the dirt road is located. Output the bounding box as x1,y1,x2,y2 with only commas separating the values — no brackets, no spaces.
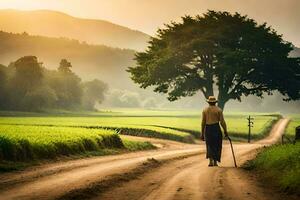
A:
0,119,290,200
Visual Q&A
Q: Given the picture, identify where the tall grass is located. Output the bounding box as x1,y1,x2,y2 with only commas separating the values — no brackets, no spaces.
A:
0,125,124,161
250,142,300,194
285,115,300,137
116,127,194,143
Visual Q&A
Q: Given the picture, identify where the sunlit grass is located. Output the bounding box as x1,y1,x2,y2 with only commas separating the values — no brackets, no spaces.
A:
0,111,279,141
250,142,300,194
0,125,156,162
0,110,280,165
286,114,300,136
0,125,123,161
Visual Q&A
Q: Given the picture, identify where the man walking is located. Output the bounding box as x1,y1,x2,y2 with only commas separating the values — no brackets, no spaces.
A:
201,96,228,167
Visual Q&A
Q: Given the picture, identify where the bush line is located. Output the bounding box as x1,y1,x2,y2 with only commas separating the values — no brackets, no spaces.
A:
81,126,195,144
0,132,124,162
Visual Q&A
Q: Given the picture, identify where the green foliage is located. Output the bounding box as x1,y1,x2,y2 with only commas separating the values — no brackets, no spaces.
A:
0,65,8,109
46,62,83,109
22,85,57,110
58,59,72,73
0,56,107,111
82,79,108,110
0,111,278,142
122,139,156,151
108,89,141,108
226,115,279,140
0,125,123,161
286,115,300,136
115,126,194,143
13,56,43,90
0,110,279,167
7,56,44,110
251,143,300,194
128,10,300,109
0,161,31,172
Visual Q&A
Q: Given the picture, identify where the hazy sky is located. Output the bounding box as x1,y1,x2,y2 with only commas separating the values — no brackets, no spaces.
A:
0,0,299,46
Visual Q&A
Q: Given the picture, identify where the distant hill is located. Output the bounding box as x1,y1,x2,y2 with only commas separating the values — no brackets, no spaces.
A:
0,31,136,89
0,9,149,51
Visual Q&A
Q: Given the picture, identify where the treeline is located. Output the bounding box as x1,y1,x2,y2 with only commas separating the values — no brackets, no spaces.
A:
0,56,107,111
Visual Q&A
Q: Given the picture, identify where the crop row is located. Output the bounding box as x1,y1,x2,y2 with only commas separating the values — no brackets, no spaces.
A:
0,125,154,161
0,114,279,142
97,126,194,143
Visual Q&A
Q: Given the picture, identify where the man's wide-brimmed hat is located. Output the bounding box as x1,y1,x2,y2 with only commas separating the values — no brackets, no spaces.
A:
206,96,218,103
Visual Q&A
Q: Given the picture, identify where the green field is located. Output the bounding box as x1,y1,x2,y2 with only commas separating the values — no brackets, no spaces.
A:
0,111,279,141
0,117,195,143
247,114,300,194
0,125,155,162
249,142,300,194
0,125,121,161
286,114,300,137
0,110,280,164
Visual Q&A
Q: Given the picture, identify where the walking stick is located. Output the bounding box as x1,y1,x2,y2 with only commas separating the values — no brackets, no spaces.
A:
227,136,237,168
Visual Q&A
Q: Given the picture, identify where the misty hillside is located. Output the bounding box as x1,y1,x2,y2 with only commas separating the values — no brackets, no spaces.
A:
0,31,299,112
0,31,136,89
0,9,149,50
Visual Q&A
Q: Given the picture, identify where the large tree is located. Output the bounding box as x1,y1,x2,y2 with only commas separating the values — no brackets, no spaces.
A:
58,59,72,73
128,11,300,109
47,59,82,108
82,79,108,110
0,64,8,109
7,56,44,110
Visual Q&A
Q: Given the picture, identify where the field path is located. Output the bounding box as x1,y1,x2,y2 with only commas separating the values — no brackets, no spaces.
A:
0,118,290,200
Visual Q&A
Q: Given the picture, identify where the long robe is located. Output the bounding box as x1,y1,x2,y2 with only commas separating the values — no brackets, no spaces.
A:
205,123,222,162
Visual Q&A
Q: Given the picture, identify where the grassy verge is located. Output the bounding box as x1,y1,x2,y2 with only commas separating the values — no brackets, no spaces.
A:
285,115,300,137
0,144,155,173
0,125,156,172
0,125,125,161
115,126,194,143
245,142,300,194
122,139,155,151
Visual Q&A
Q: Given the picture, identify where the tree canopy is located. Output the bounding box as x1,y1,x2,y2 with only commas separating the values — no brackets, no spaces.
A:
82,79,108,110
0,56,108,111
58,59,72,73
128,10,300,109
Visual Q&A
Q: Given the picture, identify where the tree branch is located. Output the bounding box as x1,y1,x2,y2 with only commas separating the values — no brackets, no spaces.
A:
244,84,268,91
228,69,255,95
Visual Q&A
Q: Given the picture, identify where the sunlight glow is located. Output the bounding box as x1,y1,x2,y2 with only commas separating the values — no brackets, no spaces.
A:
0,0,299,46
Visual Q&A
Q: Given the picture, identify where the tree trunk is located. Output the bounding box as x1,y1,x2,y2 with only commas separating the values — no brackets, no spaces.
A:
217,99,226,110
217,92,228,110
216,79,229,110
